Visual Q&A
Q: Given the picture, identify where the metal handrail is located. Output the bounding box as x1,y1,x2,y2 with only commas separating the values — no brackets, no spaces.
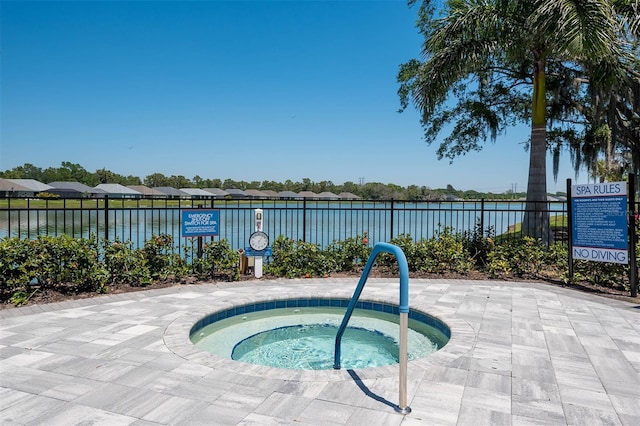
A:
333,242,411,414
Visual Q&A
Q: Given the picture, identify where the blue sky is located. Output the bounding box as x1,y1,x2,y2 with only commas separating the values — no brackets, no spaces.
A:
1,0,590,193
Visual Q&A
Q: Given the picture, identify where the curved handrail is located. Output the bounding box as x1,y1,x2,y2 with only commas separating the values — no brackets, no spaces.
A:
333,242,409,369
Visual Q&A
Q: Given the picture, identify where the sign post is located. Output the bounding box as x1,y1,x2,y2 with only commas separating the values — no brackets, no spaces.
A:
254,209,263,278
629,175,637,297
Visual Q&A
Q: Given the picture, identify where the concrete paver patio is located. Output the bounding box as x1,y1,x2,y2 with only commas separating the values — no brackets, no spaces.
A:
1,278,639,425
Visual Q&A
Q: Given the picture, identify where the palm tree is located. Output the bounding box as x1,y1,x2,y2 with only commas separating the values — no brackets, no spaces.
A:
398,0,629,243
581,1,640,183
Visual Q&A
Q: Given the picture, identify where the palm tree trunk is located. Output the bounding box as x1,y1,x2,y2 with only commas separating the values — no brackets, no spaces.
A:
523,55,550,244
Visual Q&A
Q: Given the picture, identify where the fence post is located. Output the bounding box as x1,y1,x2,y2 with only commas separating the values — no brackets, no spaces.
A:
302,198,307,242
566,179,574,281
63,198,67,234
629,174,637,297
480,198,485,233
104,195,109,242
390,199,395,240
196,205,204,273
27,198,31,239
7,197,11,238
45,199,49,236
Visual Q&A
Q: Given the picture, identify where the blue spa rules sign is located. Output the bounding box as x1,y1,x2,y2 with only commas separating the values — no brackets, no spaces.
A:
571,182,628,264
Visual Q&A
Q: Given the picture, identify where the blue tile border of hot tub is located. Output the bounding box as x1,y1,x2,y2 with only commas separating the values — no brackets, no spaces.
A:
189,298,451,340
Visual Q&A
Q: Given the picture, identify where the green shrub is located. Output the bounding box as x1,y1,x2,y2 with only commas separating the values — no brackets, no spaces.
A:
142,234,188,280
377,234,431,272
102,238,151,286
326,233,371,272
10,290,30,306
381,229,474,274
0,235,107,293
424,227,474,273
486,236,546,278
194,239,240,281
381,234,419,270
266,236,296,277
36,192,60,199
37,235,106,291
266,236,337,278
462,221,496,269
574,260,629,290
0,235,153,295
0,237,39,289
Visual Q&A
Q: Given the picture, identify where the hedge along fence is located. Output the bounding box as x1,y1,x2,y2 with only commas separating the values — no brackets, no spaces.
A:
0,227,635,306
0,234,240,305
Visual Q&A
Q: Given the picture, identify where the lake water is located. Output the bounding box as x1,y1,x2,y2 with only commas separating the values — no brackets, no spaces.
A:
0,200,567,252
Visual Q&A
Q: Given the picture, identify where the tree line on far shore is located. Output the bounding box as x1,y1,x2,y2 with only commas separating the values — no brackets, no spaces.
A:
0,161,550,200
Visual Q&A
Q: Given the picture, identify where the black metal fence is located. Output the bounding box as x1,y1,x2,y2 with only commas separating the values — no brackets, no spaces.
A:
0,197,569,253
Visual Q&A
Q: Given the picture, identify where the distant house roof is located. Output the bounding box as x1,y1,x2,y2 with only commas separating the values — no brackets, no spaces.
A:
180,188,213,197
153,186,189,197
202,188,229,198
317,191,340,200
244,189,269,198
49,181,93,191
225,188,249,198
5,179,52,192
260,190,280,198
0,178,32,192
298,191,319,199
95,184,142,196
127,185,165,196
47,181,107,197
278,190,300,199
338,192,360,200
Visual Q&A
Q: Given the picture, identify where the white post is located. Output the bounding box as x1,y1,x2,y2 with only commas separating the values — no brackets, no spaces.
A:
254,209,263,278
395,312,411,414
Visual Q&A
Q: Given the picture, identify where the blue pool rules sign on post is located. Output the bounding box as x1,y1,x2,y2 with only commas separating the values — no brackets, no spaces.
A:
571,182,628,264
181,209,219,237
